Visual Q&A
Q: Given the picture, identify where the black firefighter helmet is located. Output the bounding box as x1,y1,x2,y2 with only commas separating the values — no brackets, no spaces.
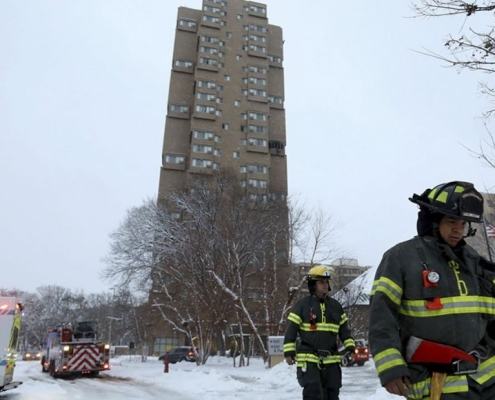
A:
409,181,484,223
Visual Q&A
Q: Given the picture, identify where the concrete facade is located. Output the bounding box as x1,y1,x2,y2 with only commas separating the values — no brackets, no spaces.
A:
158,0,287,201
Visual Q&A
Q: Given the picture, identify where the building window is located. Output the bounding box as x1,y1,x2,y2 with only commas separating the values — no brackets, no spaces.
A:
179,19,196,28
201,35,219,43
197,92,216,101
193,144,213,153
224,75,231,81
215,110,223,116
268,55,283,63
241,89,248,96
220,20,226,27
250,5,266,14
249,112,267,121
214,149,221,156
165,155,185,163
239,166,247,173
242,78,248,84
248,125,267,134
174,60,193,68
192,159,213,168
268,95,283,104
226,32,232,38
217,85,224,92
248,179,267,188
170,104,189,113
250,24,267,32
197,80,216,89
249,45,266,53
237,14,243,19
240,180,246,187
248,138,267,147
249,34,266,43
248,164,268,174
235,100,241,107
202,15,220,23
216,97,223,104
218,62,225,68
239,139,247,146
193,130,214,140
249,88,267,97
195,105,215,114
233,151,240,158
215,135,222,142
213,163,220,170
219,40,226,47
222,123,229,130
249,65,267,74
204,5,221,13
199,57,218,66
236,55,242,60
249,77,267,86
200,46,218,55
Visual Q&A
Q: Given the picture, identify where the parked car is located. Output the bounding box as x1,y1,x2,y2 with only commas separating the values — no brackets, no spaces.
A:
339,339,369,367
158,346,197,363
22,349,42,361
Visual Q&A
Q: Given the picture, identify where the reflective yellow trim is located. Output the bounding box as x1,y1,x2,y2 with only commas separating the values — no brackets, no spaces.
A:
296,353,341,364
287,312,302,325
470,355,495,385
299,322,339,333
284,343,296,352
371,277,402,305
399,295,495,317
374,348,406,374
408,374,468,399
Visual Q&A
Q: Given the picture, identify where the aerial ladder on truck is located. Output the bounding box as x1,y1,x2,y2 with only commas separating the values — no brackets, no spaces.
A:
0,297,23,392
41,320,111,378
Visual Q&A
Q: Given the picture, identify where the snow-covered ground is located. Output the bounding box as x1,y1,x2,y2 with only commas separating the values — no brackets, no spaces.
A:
2,356,397,399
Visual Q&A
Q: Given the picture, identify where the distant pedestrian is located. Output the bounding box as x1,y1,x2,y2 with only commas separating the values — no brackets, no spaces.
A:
284,265,355,400
369,181,495,399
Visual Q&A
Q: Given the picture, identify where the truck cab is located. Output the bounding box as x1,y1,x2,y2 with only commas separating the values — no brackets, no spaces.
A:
0,298,23,392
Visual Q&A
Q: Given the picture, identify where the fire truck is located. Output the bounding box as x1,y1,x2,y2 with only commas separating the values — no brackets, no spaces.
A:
41,320,111,377
340,338,370,367
0,297,23,392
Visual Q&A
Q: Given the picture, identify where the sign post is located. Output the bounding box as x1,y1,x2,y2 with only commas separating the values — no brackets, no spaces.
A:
267,336,285,368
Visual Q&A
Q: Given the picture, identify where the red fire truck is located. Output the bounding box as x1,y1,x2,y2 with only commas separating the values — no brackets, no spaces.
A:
340,339,370,367
41,321,111,377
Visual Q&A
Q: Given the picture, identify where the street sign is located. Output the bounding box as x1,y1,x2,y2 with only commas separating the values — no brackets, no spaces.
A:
267,336,284,356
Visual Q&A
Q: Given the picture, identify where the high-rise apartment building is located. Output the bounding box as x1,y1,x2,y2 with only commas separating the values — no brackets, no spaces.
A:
158,0,287,201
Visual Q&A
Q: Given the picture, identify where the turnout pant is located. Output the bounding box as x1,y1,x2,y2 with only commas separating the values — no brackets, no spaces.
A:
297,362,342,400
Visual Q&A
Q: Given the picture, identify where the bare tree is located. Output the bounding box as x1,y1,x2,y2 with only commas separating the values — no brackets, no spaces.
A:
411,0,495,116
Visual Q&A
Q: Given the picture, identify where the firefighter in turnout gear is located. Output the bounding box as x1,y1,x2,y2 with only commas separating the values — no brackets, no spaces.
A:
369,181,495,400
284,265,355,400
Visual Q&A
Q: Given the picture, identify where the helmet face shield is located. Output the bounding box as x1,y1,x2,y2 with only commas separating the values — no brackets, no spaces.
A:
409,181,483,223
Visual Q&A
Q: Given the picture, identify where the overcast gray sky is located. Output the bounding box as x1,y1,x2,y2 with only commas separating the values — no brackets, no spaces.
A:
1,1,493,294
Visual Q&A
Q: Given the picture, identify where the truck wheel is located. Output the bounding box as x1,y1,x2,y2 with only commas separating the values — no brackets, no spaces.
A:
357,362,365,367
49,360,57,378
41,357,48,373
179,357,186,363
